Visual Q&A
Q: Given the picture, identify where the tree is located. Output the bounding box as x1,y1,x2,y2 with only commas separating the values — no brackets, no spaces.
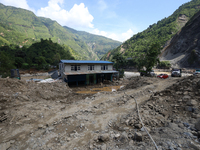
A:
15,57,24,68
0,51,15,77
135,43,160,73
112,53,127,70
112,53,127,77
35,56,47,70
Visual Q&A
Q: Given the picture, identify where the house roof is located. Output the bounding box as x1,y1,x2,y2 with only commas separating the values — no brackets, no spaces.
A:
60,60,113,64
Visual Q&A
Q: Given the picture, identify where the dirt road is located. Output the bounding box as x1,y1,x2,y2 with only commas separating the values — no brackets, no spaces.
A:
0,75,200,150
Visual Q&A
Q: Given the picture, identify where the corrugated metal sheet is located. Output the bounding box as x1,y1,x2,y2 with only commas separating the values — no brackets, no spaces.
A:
64,70,118,75
60,60,113,64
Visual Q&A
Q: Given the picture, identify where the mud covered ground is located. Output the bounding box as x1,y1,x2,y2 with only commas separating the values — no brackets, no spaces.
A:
0,74,200,150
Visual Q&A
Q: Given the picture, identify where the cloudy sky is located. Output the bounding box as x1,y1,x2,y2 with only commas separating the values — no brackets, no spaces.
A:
0,0,191,42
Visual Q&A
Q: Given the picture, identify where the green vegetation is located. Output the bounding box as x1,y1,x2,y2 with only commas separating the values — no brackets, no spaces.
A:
111,53,127,77
0,51,15,77
0,3,121,60
136,43,160,72
64,26,121,59
0,39,76,77
102,0,200,63
157,61,171,69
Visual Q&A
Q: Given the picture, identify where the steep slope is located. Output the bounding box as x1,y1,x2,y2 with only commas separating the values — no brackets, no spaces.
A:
39,17,99,60
0,3,120,60
64,26,121,59
101,0,200,61
160,10,200,68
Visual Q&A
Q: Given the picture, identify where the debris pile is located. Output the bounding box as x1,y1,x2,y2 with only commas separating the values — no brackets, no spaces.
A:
0,75,200,149
89,75,200,149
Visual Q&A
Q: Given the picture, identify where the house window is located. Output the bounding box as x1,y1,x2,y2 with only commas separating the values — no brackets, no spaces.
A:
101,65,108,70
88,65,94,70
71,65,80,71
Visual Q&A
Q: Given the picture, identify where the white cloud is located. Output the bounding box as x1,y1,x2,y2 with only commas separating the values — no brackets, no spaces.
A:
0,0,34,12
36,0,94,28
98,0,107,12
121,29,134,41
91,28,134,42
93,28,107,37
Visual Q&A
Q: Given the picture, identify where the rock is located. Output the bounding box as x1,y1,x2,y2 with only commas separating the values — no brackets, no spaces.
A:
191,131,198,136
114,133,120,139
48,126,55,131
125,119,130,126
66,137,71,142
187,100,197,106
140,126,151,133
188,140,200,150
0,141,11,150
128,133,133,139
134,132,143,141
185,106,193,112
98,133,110,142
195,119,200,131
101,144,107,150
184,132,193,138
198,131,200,138
183,122,190,128
177,99,182,103
128,119,134,126
20,95,29,101
182,95,191,102
178,123,184,129
135,123,142,129
192,114,200,119
38,124,44,129
168,123,179,131
80,123,84,128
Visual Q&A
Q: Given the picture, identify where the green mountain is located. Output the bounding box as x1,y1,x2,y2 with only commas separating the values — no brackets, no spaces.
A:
101,0,200,61
0,3,121,60
64,26,121,59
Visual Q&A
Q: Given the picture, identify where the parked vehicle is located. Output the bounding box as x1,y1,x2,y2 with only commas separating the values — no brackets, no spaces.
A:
171,68,182,77
140,70,156,77
157,74,169,79
193,69,200,75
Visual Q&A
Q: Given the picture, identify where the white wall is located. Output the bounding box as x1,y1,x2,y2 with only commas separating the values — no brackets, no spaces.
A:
108,65,113,70
63,64,113,72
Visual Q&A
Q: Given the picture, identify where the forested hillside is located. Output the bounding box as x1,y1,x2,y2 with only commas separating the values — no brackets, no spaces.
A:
0,39,76,77
101,0,200,61
0,3,121,60
64,26,121,59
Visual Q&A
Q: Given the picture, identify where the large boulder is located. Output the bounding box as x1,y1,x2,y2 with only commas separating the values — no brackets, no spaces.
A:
98,133,110,142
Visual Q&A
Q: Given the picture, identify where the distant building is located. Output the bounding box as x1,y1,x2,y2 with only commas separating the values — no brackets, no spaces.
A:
59,60,118,86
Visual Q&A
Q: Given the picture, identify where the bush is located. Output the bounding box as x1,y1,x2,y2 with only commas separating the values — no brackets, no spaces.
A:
157,61,171,69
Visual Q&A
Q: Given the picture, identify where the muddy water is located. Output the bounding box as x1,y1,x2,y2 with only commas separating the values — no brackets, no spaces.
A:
76,86,123,94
